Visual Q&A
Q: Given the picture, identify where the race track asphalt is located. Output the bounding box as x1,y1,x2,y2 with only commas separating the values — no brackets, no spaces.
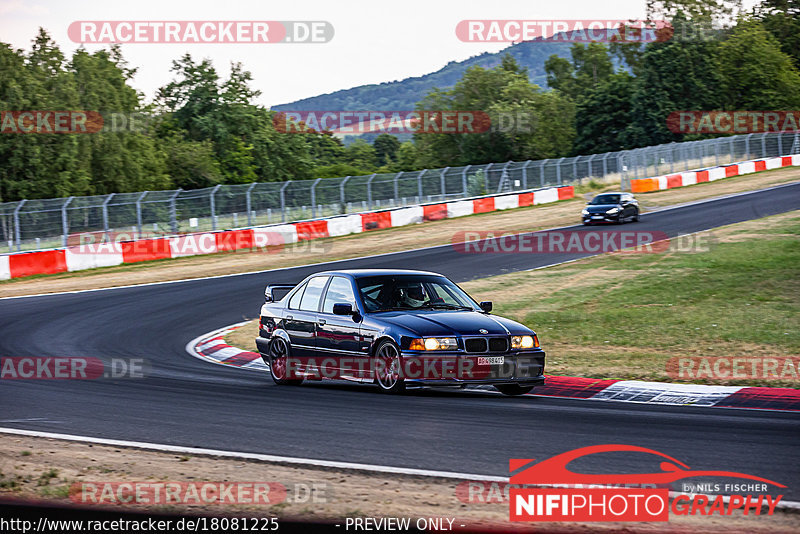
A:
1,182,798,496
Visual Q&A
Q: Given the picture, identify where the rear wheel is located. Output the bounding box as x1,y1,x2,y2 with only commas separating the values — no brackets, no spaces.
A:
373,340,406,394
632,209,639,222
495,384,534,396
268,337,303,385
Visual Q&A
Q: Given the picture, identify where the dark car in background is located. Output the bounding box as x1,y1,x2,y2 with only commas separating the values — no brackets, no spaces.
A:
582,192,639,225
256,269,545,395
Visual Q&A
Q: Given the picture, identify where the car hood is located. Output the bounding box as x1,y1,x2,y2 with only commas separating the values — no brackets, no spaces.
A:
585,203,620,213
374,310,531,337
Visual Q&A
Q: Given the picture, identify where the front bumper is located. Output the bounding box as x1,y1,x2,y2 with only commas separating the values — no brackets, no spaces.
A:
397,349,545,386
583,212,620,223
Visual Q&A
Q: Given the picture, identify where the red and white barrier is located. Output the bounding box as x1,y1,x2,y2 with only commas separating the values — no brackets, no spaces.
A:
631,154,800,193
0,184,576,280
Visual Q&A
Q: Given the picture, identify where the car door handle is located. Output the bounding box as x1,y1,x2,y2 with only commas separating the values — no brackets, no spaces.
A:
285,315,293,320
318,319,326,326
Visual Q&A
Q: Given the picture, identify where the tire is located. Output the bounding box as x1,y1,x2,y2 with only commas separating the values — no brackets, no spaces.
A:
495,384,534,396
632,209,639,222
268,337,303,385
373,340,406,394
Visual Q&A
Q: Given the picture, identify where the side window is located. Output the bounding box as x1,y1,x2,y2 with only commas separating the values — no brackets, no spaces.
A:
287,282,307,310
322,277,356,314
299,276,328,312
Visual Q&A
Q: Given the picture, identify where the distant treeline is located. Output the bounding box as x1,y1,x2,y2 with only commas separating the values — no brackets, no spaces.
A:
1,0,798,201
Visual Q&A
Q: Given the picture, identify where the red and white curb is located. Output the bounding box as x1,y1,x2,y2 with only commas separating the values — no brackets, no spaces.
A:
186,322,267,372
187,324,800,411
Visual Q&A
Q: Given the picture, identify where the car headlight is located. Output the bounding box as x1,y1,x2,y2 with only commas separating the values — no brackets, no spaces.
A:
511,335,538,349
409,337,458,350
581,209,589,215
606,207,620,214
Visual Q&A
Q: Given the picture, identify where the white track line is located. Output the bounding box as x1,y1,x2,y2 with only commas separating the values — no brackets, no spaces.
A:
0,427,797,511
3,181,797,301
0,427,504,482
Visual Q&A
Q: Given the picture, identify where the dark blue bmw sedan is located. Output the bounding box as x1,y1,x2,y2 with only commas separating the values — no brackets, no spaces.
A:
255,269,545,395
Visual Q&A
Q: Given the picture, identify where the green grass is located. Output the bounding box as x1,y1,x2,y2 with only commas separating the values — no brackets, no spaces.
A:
463,213,800,386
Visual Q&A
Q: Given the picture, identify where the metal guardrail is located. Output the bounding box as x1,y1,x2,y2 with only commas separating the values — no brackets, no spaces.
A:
1,131,797,252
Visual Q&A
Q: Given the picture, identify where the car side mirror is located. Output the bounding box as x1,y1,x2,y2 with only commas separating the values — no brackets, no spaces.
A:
332,303,354,316
479,301,493,312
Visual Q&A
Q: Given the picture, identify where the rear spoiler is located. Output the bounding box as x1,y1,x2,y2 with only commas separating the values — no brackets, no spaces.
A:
265,284,296,302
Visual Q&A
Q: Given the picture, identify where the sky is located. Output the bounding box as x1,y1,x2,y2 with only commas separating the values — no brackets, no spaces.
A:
0,0,757,108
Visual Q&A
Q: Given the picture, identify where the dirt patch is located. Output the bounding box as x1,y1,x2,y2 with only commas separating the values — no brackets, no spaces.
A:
2,168,798,298
1,434,796,532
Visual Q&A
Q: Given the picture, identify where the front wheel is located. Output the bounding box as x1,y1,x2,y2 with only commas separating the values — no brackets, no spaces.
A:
632,209,639,222
268,337,303,386
373,340,406,394
495,384,534,396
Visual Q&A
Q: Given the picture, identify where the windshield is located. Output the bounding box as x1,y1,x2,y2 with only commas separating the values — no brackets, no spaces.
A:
356,274,480,313
590,194,621,205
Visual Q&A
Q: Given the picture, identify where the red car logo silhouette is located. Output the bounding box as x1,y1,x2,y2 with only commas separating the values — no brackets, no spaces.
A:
510,444,785,487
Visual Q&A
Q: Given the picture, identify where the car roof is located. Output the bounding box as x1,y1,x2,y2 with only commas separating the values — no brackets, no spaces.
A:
308,269,444,279
594,191,629,196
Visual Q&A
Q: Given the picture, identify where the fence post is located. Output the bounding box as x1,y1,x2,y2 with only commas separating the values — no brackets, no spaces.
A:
210,184,221,231
13,199,27,251
745,133,752,158
367,174,377,210
136,191,147,239
339,176,351,214
539,160,548,186
556,157,565,185
417,170,426,200
393,172,401,203
777,132,783,156
500,161,512,192
440,167,448,200
280,181,291,222
521,160,531,189
484,163,492,193
61,197,74,248
246,183,256,226
461,165,470,196
760,133,767,158
572,157,578,183
587,154,597,182
169,189,181,234
102,193,114,242
310,178,322,218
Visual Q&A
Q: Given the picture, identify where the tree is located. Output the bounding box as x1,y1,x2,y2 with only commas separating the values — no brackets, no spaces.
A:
373,134,401,166
624,19,726,147
573,72,636,154
754,0,800,68
717,18,800,109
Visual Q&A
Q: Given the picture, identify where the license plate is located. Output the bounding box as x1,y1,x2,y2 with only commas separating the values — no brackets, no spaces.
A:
477,356,504,365
591,215,603,219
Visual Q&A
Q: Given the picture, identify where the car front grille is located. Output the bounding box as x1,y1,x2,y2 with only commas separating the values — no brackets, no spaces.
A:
464,337,508,353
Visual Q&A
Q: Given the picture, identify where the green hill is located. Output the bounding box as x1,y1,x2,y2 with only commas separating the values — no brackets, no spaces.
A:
271,40,574,111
